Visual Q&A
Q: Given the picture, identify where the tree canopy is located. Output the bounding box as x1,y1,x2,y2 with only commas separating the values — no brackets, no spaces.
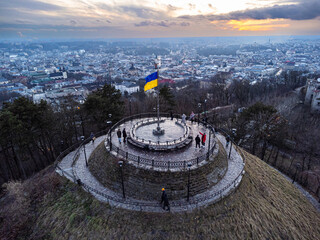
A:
84,84,124,128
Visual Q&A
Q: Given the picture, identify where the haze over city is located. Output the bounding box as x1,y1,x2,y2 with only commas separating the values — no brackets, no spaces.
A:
1,0,320,39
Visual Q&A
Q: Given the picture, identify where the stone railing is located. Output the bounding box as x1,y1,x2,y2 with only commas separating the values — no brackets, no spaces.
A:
129,117,192,151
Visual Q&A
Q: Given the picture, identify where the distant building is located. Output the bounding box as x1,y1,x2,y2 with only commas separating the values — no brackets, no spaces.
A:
33,86,88,105
0,78,9,85
283,61,295,70
49,71,67,80
305,78,320,113
114,81,139,94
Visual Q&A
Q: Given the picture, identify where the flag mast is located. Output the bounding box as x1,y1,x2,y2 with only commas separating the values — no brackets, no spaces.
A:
153,56,164,136
156,59,160,131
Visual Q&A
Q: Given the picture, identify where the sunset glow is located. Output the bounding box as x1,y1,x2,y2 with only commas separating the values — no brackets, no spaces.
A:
227,19,290,32
0,0,319,39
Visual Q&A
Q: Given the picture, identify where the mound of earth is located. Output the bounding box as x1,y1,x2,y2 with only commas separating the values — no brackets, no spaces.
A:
1,150,319,239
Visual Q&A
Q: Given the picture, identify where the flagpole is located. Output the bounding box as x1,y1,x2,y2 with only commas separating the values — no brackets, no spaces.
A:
152,57,164,136
157,62,160,130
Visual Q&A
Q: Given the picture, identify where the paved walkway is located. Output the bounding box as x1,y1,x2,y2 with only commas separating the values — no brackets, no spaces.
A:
109,119,215,163
56,132,245,212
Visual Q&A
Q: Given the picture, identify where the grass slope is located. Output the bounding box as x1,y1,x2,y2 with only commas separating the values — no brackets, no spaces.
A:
88,142,228,200
1,151,319,239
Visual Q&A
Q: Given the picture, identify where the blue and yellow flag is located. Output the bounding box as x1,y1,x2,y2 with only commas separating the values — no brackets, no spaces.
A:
144,72,158,91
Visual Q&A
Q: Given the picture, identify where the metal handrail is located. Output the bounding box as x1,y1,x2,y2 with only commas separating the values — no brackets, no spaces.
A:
55,128,110,182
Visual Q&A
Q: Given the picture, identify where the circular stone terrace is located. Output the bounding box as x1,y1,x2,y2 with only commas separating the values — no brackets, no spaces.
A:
105,113,217,171
55,113,245,213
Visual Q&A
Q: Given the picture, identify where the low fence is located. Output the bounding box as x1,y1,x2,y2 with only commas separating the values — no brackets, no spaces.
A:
217,127,246,163
55,128,110,182
130,118,190,147
109,141,216,170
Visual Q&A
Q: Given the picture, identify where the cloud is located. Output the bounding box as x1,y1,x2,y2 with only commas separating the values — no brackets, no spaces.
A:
135,20,190,27
0,23,117,31
17,31,24,37
180,22,190,27
188,3,196,10
0,22,134,39
118,6,159,19
180,0,320,21
167,4,179,12
1,0,63,11
70,20,77,25
95,4,166,20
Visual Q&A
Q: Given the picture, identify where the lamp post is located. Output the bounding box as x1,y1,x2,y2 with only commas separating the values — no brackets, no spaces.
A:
208,129,211,156
129,99,132,116
229,129,236,159
80,136,88,167
228,136,233,159
60,140,64,154
292,163,301,184
118,160,126,198
106,121,112,150
198,103,201,125
187,163,192,202
204,99,207,123
106,113,112,151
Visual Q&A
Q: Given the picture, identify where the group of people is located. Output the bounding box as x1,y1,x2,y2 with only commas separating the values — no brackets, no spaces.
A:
195,131,206,149
117,128,127,144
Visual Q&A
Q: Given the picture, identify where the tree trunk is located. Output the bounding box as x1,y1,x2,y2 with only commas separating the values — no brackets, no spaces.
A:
26,144,41,171
307,156,312,170
273,148,280,167
288,153,296,175
1,147,15,180
260,140,268,160
301,155,306,172
267,145,274,163
252,139,257,155
36,137,51,167
10,145,26,179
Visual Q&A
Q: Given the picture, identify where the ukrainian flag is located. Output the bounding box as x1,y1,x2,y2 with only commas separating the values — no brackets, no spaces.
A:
144,72,158,91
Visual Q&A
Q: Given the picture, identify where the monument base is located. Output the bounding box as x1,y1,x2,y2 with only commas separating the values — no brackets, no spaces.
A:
153,126,165,136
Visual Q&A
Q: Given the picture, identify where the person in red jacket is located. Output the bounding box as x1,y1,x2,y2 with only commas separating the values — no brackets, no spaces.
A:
199,131,206,148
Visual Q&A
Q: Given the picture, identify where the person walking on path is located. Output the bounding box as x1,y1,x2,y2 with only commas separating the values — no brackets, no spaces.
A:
182,113,186,124
226,135,230,147
190,111,195,124
122,128,127,143
199,131,206,148
160,188,170,211
170,111,173,120
195,135,201,148
117,129,122,144
90,132,95,143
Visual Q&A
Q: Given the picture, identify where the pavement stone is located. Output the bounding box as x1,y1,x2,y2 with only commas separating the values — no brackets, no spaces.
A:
108,119,216,165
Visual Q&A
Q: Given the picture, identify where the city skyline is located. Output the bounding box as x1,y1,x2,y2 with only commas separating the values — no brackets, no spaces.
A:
0,0,320,39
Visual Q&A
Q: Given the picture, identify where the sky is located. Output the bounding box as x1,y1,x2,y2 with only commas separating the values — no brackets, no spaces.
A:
0,0,320,40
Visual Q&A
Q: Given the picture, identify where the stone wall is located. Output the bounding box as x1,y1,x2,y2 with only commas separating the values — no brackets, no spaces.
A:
90,141,228,201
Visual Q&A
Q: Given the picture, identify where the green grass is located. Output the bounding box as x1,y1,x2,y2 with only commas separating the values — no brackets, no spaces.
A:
1,151,319,239
88,141,228,200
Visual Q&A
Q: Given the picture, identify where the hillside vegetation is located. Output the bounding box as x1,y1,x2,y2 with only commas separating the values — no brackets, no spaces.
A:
1,150,319,239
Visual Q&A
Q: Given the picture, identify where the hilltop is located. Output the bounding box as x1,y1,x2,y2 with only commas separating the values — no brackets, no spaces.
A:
1,150,319,239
